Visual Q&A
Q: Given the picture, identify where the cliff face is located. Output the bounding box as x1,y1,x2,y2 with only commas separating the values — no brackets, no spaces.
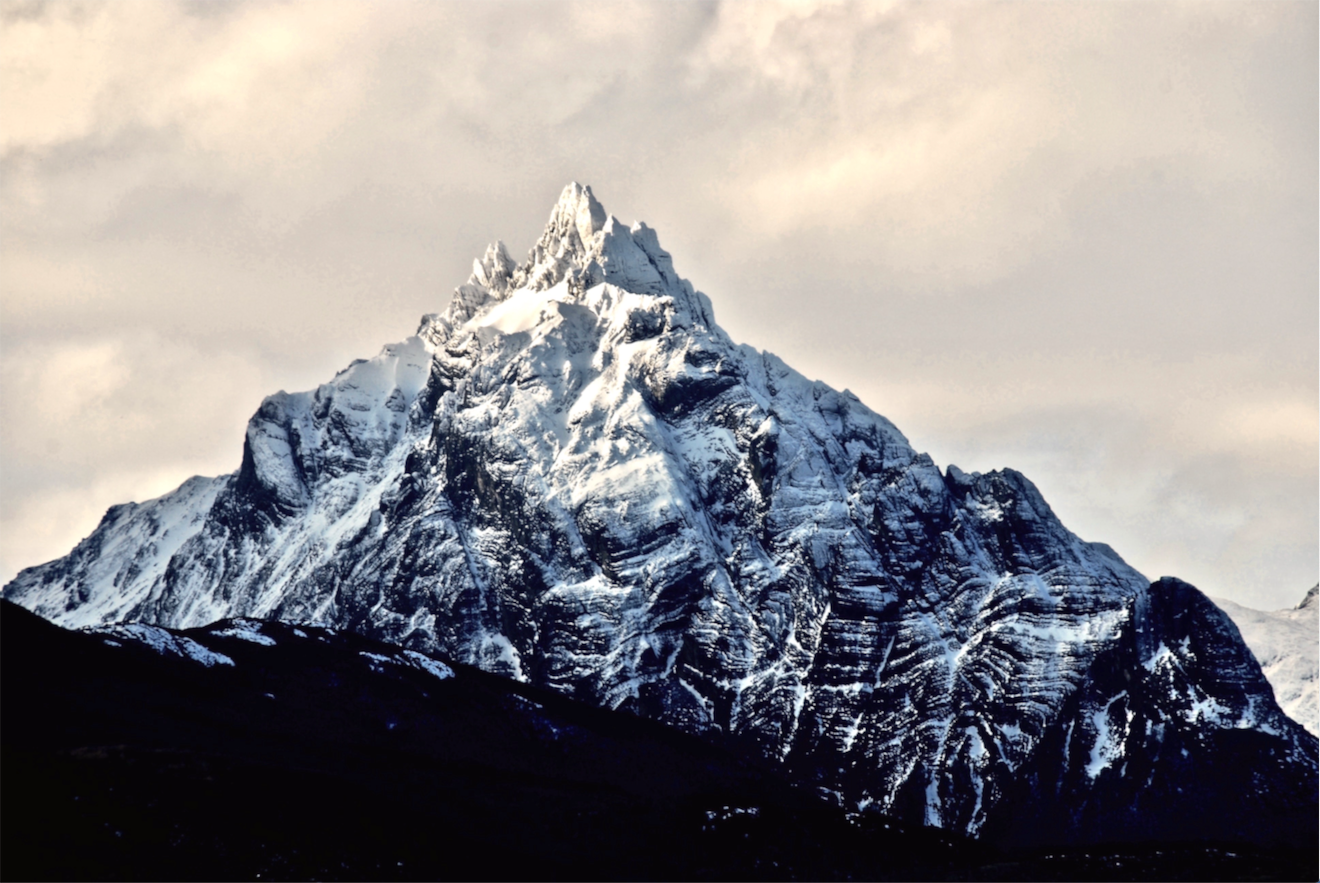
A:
7,184,1315,843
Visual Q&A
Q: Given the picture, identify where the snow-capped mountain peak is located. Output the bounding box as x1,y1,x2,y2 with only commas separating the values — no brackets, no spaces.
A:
511,181,694,300
540,181,608,258
441,182,710,339
5,185,1315,846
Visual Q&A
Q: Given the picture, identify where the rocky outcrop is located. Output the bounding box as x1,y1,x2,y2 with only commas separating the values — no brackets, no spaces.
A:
986,577,1315,847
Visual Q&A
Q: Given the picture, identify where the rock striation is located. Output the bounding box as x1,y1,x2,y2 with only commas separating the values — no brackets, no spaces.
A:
6,184,1315,845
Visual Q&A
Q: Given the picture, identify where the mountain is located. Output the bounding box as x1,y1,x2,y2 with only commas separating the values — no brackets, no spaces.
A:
1214,586,1319,737
5,184,1316,847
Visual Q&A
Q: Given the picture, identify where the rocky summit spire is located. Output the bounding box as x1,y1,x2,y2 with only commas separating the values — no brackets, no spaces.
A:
519,182,609,292
455,185,601,320
463,184,608,303
511,182,690,299
446,183,709,330
470,241,516,294
550,182,609,251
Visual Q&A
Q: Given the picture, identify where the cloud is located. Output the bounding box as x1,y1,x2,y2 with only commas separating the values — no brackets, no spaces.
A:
1,1,376,157
0,464,214,582
0,329,262,522
684,2,1305,287
0,0,1314,608
10,337,125,408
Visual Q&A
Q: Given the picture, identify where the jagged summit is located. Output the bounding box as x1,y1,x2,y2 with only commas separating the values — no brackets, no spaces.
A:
530,181,609,275
443,183,707,332
4,187,1315,846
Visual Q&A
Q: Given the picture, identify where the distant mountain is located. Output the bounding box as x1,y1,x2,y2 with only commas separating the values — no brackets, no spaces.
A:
4,184,1316,847
1214,586,1319,737
4,599,1313,882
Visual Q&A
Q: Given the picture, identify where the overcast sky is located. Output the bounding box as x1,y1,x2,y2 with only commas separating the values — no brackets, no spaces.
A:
1,0,1315,610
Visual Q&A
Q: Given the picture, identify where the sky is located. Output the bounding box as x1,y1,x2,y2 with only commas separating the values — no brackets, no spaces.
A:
1,0,1315,611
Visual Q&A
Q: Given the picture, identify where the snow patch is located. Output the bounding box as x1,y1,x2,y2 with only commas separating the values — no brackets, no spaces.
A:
1085,691,1128,779
479,284,562,335
402,649,455,681
1143,641,1174,672
92,623,235,668
211,622,276,646
359,650,393,673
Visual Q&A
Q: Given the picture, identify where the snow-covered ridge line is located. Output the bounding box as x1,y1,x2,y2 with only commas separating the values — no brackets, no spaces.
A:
88,615,456,684
92,621,235,668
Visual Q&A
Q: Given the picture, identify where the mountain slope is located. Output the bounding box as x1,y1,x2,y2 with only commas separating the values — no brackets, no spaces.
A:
985,577,1316,848
5,184,1315,845
1214,586,1319,737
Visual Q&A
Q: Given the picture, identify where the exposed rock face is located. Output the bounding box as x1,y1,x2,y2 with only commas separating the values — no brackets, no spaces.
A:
1214,585,1319,737
6,184,1315,843
986,577,1315,847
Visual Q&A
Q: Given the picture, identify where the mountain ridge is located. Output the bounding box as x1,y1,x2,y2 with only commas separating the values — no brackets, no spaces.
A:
5,184,1316,845
12,597,1314,881
1213,585,1319,737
